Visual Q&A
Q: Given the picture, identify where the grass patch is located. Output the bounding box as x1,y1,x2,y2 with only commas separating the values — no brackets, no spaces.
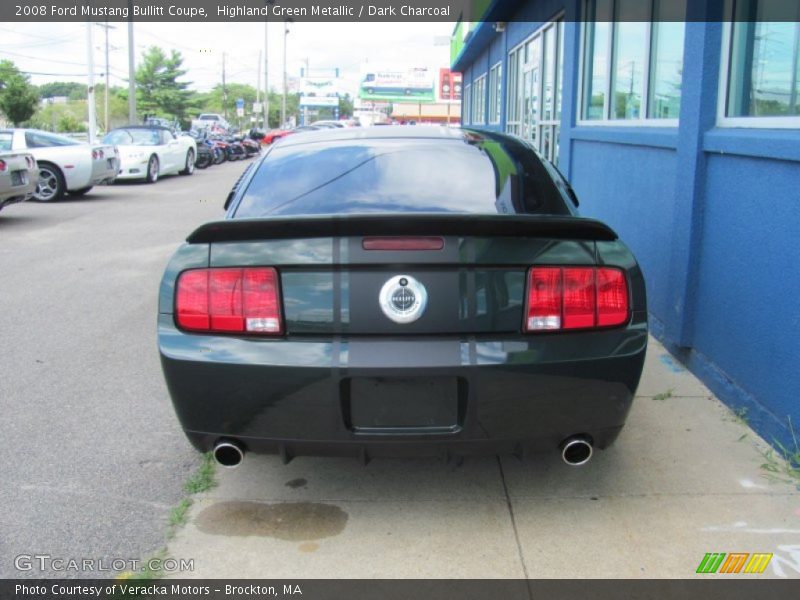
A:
168,499,192,530
760,418,800,485
652,388,673,401
184,452,217,495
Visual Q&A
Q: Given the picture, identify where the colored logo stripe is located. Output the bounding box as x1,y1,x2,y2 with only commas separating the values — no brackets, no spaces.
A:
696,552,773,574
744,553,773,574
720,553,749,573
697,553,726,574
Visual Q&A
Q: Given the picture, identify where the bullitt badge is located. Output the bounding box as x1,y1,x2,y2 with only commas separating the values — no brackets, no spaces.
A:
379,275,428,324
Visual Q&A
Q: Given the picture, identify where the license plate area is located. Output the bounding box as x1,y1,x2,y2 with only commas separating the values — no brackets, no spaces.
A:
11,170,27,186
343,376,465,434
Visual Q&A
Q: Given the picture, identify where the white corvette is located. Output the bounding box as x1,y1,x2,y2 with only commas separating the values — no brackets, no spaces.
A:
104,126,196,183
0,129,118,202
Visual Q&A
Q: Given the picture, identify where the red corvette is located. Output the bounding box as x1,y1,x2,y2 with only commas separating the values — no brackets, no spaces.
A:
262,129,295,145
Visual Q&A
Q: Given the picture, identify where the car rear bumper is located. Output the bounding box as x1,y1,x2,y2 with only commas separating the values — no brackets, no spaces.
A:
158,313,647,459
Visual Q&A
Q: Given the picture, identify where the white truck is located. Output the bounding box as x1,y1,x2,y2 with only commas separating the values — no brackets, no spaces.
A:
191,113,231,132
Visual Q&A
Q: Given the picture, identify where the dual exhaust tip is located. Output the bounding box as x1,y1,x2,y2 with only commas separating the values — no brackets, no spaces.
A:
212,436,593,468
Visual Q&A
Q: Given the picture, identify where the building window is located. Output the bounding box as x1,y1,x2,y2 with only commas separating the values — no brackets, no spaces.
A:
488,63,502,124
581,0,685,121
724,0,800,120
463,83,472,125
473,75,486,124
505,18,564,164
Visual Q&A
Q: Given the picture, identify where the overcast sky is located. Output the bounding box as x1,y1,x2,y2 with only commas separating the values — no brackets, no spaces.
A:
0,21,454,98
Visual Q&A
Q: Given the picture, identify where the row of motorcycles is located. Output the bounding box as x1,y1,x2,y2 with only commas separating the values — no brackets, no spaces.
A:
189,129,262,169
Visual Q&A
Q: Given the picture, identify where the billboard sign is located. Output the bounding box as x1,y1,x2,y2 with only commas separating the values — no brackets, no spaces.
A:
360,67,435,103
299,72,341,107
439,68,462,101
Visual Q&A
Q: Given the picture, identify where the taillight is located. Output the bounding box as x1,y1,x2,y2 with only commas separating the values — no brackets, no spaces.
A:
92,149,104,160
175,267,283,335
524,266,629,332
92,150,98,159
0,159,6,172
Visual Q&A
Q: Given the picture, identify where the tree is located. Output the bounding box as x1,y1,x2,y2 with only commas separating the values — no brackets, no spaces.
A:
38,81,87,100
135,46,195,124
0,60,38,126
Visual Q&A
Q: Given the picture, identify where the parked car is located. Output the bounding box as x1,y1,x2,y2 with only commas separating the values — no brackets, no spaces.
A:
0,151,38,212
262,128,294,145
105,126,197,183
158,127,647,468
0,129,117,202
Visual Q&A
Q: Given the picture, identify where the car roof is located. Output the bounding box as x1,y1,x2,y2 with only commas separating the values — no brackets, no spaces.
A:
275,125,486,149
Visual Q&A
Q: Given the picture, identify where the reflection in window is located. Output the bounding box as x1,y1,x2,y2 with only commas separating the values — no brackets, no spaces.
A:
611,20,647,119
233,137,572,218
473,75,486,125
581,0,685,121
582,0,611,120
488,63,502,124
463,83,472,125
648,21,685,118
727,3,800,117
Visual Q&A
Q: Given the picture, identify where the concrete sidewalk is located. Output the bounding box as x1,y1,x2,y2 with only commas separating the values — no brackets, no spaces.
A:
165,337,800,578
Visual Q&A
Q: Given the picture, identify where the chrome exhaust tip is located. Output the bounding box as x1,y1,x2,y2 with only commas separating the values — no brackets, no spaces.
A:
560,436,593,466
213,441,244,468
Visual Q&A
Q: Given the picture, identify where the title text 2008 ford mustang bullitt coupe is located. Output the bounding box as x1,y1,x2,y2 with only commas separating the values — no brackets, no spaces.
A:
158,127,647,468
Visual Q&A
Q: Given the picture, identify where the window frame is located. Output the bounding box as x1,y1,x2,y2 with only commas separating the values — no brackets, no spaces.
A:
473,73,487,125
488,61,502,124
716,2,800,128
577,0,682,127
463,82,472,126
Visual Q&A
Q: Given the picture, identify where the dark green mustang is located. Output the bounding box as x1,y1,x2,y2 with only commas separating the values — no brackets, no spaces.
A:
158,127,647,468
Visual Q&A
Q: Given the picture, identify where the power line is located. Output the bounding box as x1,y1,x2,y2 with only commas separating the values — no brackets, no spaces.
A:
0,49,88,67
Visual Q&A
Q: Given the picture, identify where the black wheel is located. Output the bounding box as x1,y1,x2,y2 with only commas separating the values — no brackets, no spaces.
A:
34,163,66,202
195,153,211,169
180,149,195,175
67,186,93,197
213,149,225,165
145,155,159,183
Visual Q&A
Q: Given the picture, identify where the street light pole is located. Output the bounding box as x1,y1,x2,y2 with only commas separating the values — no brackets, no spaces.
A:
264,2,272,130
85,22,97,144
127,2,137,124
96,21,116,133
281,18,291,127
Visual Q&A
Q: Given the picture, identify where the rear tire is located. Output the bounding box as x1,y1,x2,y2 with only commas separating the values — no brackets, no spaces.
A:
145,155,159,183
33,163,66,202
179,149,195,175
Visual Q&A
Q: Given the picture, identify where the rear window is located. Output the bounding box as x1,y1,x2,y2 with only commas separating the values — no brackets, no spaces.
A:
233,136,572,218
24,131,79,148
0,131,12,151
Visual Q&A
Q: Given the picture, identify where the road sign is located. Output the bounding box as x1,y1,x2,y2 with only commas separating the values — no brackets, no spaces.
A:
235,98,245,110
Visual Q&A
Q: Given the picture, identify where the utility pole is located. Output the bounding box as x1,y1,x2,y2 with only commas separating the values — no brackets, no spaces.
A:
127,1,137,124
85,22,97,143
222,52,228,120
256,50,262,131
96,21,116,132
303,57,309,126
263,16,269,129
281,19,291,127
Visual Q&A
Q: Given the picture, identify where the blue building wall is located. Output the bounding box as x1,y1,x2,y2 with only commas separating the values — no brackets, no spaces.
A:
454,1,800,449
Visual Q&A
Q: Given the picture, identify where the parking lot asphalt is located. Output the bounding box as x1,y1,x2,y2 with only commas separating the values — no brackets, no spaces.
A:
0,160,249,578
3,159,798,580
165,342,800,579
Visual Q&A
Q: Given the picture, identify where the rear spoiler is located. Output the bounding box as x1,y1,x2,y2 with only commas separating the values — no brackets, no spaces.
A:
186,214,618,244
